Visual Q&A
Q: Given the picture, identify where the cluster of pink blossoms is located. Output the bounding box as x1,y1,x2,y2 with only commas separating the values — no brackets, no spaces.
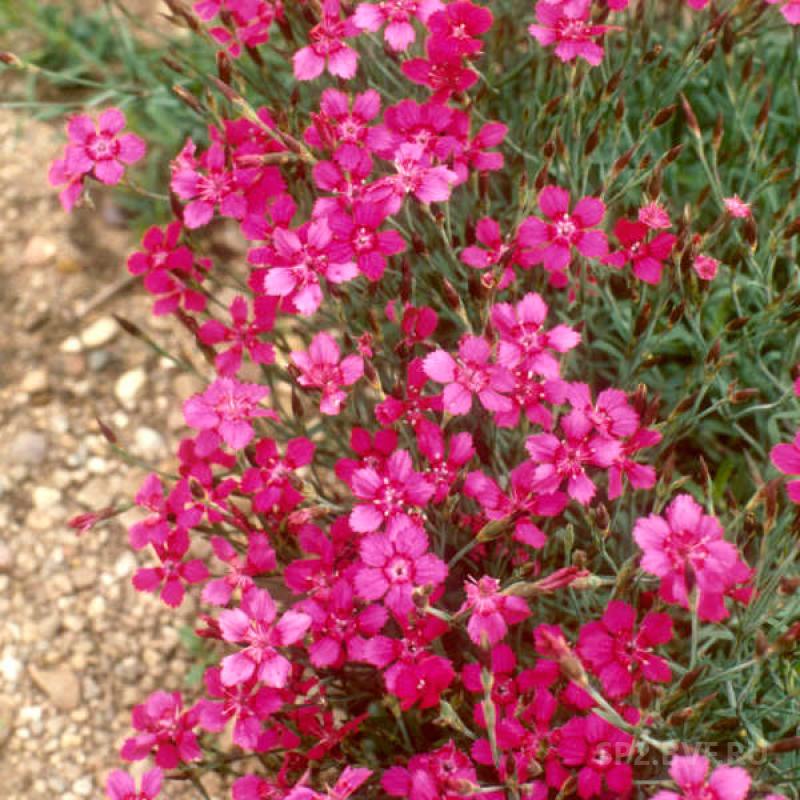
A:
42,1,793,798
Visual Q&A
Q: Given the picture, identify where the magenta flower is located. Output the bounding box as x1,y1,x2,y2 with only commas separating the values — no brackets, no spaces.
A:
353,0,443,51
183,377,274,451
354,516,448,618
382,740,478,799
202,533,276,607
401,51,479,104
394,654,455,710
293,0,359,81
120,690,201,768
47,156,85,212
557,714,633,799
199,295,277,376
196,666,283,751
519,186,608,279
423,334,514,416
291,332,364,415
528,2,618,67
577,601,673,699
194,0,282,57
106,768,163,800
525,415,621,505
301,578,388,668
651,754,751,800
219,587,312,686
459,575,531,647
693,254,719,281
127,222,208,316
633,494,752,621
328,202,406,281
771,432,800,502
605,219,677,285
766,0,800,24
132,528,210,608
62,107,146,185
171,140,248,229
349,448,435,532
427,1,494,58
285,767,373,800
253,218,358,316
416,419,475,503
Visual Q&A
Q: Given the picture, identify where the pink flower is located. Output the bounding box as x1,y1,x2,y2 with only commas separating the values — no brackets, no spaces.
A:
394,654,455,709
401,51,479,103
285,767,373,800
423,334,514,415
355,516,448,618
766,0,800,24
651,754,751,800
416,419,475,503
199,295,277,376
328,202,406,281
427,1,494,58
557,714,633,799
252,218,358,316
577,601,673,698
202,533,276,606
605,219,677,285
519,186,608,279
291,332,364,415
48,156,84,212
525,415,621,505
459,575,531,647
62,107,146,185
528,2,618,67
196,666,283,751
723,194,752,218
106,768,163,800
349,449,435,532
638,202,672,229
127,222,208,315
183,377,275,451
633,494,752,621
353,0,442,51
219,587,312,686
293,0,359,81
301,577,388,668
194,0,282,57
120,691,201,768
770,431,800,503
693,254,719,281
382,740,478,800
132,528,210,608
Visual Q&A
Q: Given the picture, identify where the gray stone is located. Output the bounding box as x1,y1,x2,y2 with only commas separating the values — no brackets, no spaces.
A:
8,430,48,465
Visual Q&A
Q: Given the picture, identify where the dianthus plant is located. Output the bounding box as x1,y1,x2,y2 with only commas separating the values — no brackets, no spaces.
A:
44,0,800,797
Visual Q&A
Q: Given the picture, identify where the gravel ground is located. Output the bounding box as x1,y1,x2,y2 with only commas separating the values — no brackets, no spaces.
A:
0,108,213,798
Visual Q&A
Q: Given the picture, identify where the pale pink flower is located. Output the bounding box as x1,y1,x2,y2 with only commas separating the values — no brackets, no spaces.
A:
633,494,751,621
693,254,719,281
219,587,311,686
519,185,608,279
183,377,275,451
651,754,751,800
770,431,800,503
723,194,752,218
459,575,530,647
355,517,448,618
423,334,514,415
293,0,359,81
528,2,618,67
291,332,364,415
353,0,442,51
638,201,672,229
106,768,163,800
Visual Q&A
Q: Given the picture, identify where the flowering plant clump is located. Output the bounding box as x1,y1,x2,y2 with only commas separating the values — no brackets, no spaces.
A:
26,0,800,796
